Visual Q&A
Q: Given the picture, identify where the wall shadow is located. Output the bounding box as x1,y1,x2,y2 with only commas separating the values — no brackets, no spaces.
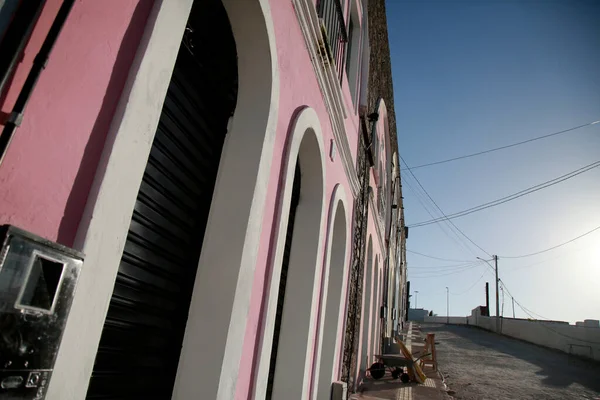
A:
57,0,154,246
422,323,600,394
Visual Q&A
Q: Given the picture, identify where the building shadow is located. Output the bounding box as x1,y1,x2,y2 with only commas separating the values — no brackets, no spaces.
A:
56,0,154,246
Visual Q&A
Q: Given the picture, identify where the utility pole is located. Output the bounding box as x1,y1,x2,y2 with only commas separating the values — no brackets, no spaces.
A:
512,297,515,318
478,256,500,332
446,287,449,324
494,255,500,333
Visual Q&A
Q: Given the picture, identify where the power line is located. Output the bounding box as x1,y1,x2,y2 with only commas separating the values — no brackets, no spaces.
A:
409,261,479,269
499,224,600,259
401,120,600,171
410,262,483,273
409,160,600,227
402,176,476,256
403,170,482,257
450,267,489,296
410,262,484,277
499,280,600,345
407,249,473,263
504,243,589,274
401,156,492,257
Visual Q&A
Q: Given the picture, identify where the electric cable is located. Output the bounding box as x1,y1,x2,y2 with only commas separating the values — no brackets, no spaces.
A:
402,120,600,171
410,262,484,277
407,249,473,263
409,261,478,269
499,224,600,259
401,156,492,257
499,280,600,345
403,175,476,256
410,264,482,274
450,266,489,296
410,160,600,227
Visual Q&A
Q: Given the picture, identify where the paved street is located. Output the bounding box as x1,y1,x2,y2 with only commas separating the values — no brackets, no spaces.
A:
422,323,600,400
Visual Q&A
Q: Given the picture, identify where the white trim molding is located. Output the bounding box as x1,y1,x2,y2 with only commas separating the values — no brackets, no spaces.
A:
292,0,361,198
312,183,352,399
254,107,327,400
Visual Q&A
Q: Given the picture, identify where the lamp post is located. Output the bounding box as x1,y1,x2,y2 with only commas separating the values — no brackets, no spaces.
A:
446,287,449,324
477,256,500,333
414,291,419,308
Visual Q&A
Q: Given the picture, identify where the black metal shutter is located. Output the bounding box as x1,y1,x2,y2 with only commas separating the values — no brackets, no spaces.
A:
87,1,237,398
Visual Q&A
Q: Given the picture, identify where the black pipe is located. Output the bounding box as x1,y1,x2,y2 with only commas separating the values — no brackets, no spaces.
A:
485,282,490,315
405,280,410,322
0,0,46,96
0,0,76,166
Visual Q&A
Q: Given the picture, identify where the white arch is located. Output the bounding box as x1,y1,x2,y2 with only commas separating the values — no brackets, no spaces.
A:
312,184,351,399
357,236,374,383
376,99,393,238
174,0,280,398
47,0,280,398
254,106,327,400
370,256,380,362
371,264,382,359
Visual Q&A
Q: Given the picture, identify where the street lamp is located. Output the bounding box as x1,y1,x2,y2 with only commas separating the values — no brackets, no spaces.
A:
414,291,419,308
446,287,449,324
477,256,500,333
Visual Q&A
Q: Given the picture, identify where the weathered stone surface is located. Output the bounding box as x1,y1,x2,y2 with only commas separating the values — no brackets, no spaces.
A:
340,0,408,389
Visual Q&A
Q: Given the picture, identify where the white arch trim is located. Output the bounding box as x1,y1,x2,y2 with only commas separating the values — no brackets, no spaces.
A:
46,0,280,399
292,0,360,197
311,183,352,399
356,235,373,385
254,106,327,400
376,99,393,240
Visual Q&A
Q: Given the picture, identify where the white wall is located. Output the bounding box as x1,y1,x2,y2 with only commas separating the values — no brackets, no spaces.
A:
424,316,468,325
497,317,600,361
423,314,600,362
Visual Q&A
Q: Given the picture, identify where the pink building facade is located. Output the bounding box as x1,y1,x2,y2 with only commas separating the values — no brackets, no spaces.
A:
0,0,404,399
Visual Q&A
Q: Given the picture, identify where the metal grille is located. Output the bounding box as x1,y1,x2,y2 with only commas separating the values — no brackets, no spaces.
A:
317,0,348,82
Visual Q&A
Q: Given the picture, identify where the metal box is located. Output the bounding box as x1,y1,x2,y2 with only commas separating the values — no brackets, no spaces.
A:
0,225,83,399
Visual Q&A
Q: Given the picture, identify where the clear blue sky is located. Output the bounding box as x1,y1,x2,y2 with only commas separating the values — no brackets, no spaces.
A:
387,0,600,323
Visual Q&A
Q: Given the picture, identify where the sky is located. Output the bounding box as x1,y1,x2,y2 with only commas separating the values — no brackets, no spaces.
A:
387,0,600,323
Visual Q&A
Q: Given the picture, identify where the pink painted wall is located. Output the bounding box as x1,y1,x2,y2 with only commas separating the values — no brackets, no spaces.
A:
235,1,366,398
0,0,153,247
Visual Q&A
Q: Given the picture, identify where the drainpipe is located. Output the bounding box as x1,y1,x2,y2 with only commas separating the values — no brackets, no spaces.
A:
0,0,46,95
0,0,76,166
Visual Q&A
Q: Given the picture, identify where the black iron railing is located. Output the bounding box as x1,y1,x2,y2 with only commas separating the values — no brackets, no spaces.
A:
317,0,348,82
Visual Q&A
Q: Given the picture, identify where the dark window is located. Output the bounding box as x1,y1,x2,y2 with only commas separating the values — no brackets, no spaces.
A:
345,17,354,77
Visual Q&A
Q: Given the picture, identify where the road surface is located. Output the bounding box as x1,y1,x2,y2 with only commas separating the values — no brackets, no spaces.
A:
422,323,600,400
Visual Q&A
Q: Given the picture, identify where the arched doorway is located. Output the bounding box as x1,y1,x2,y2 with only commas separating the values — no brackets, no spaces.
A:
359,237,374,376
315,197,348,400
267,128,325,400
86,1,238,398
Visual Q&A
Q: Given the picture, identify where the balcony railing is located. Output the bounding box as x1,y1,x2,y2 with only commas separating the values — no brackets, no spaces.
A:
316,0,348,82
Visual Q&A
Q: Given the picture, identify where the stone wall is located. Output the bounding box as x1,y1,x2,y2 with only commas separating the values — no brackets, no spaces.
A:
340,0,407,389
